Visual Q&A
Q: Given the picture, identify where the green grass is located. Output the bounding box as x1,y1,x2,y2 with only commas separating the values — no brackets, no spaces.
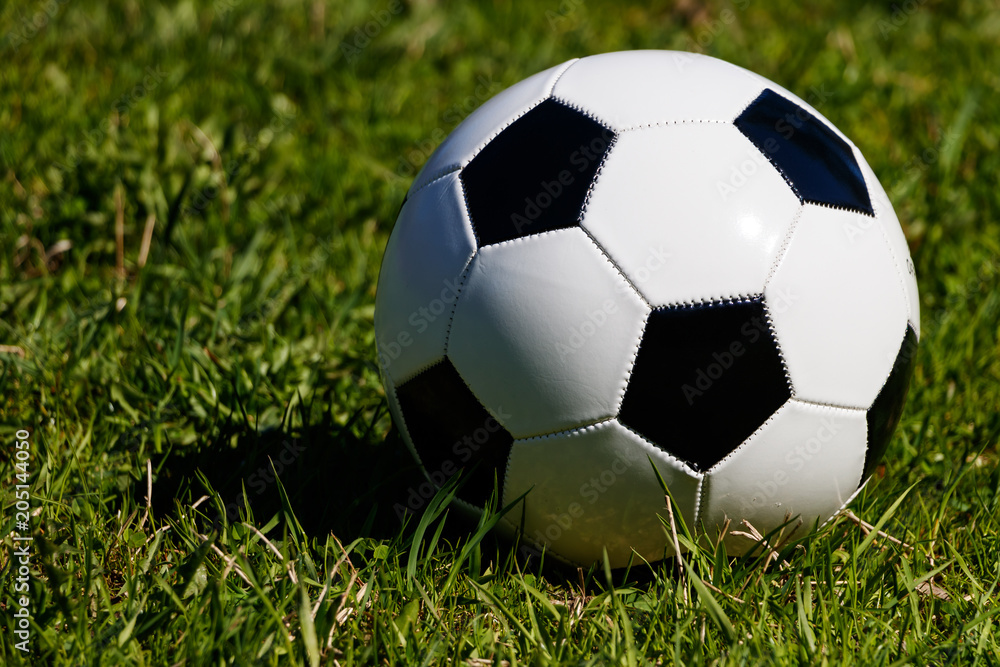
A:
2,0,1000,663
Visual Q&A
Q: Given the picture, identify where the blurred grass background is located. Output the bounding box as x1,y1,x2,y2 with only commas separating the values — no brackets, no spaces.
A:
2,0,1000,664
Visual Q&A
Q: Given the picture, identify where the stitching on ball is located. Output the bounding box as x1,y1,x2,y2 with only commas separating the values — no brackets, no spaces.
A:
477,225,577,252
806,199,874,217
456,175,480,248
707,399,864,475
442,259,476,354
616,421,702,479
415,60,582,192
867,187,920,336
499,455,518,523
618,118,730,133
789,397,868,413
654,293,760,310
577,227,650,309
820,482,867,530
743,132,805,206
874,213,916,330
761,297,794,395
393,359,447,387
694,476,707,534
443,346,513,432
384,377,426,470
763,205,804,290
465,98,547,167
578,133,617,222
410,164,462,196
618,311,648,410
546,58,580,97
498,513,518,534
549,94,615,132
516,417,617,444
707,401,788,472
730,86,769,123
851,144,877,219
861,323,916,412
451,494,492,518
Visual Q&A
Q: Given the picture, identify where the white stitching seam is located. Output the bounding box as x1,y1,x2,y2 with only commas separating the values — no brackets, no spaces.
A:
761,296,795,396
407,165,462,198
409,58,581,193
762,204,804,290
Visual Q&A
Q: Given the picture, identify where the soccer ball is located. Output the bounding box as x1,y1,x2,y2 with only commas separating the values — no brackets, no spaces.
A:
375,51,919,566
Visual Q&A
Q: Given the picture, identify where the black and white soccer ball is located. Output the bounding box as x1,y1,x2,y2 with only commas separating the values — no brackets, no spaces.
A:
375,51,919,566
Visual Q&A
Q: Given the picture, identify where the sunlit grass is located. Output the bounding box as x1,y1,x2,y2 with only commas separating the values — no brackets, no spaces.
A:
2,0,999,663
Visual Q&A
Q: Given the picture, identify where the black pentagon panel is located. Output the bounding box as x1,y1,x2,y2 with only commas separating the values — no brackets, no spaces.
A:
734,89,874,216
461,98,615,246
619,297,790,472
862,325,918,484
395,358,514,506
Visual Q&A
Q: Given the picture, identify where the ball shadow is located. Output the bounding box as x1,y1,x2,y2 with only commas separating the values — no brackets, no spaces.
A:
138,403,673,593
142,406,429,541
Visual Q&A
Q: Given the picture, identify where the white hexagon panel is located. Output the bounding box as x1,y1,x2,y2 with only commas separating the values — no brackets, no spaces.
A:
856,154,921,336
503,419,701,568
765,204,909,409
583,123,801,307
552,50,771,131
374,171,477,385
700,400,868,555
447,228,648,439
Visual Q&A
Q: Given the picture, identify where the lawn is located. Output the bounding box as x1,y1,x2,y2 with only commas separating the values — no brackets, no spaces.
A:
2,0,1000,664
